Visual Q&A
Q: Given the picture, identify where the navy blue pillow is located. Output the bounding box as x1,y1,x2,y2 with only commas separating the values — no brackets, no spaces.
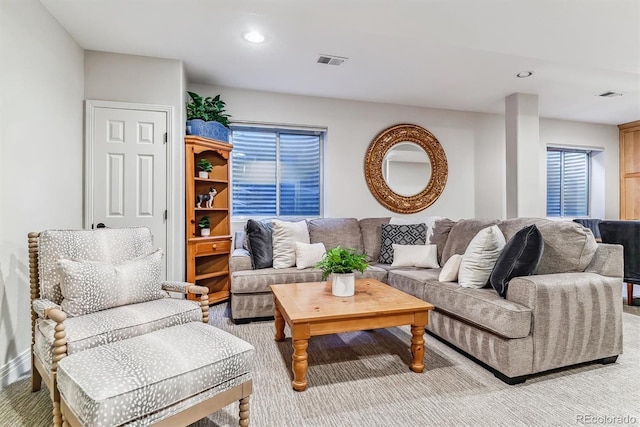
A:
490,224,544,298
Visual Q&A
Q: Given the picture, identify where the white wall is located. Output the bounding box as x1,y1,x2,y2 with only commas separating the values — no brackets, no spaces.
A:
0,0,84,387
540,118,619,219
190,84,479,228
189,85,620,228
84,51,186,281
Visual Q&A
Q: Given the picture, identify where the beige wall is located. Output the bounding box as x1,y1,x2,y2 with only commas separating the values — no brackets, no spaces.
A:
0,0,84,387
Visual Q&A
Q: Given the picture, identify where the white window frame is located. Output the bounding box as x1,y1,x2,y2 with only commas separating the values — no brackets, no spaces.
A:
546,146,591,218
229,121,326,220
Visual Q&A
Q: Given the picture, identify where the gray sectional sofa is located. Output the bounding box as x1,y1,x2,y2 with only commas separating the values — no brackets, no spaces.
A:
229,217,624,383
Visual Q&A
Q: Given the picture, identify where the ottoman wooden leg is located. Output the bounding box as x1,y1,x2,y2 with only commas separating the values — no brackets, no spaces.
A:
239,396,250,427
628,282,634,306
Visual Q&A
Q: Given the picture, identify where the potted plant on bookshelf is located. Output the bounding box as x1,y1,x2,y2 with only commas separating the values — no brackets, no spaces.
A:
186,91,231,142
314,246,369,297
198,158,213,178
198,216,211,237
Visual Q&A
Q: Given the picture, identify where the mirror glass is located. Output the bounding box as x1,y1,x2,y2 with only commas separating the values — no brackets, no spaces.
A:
382,142,431,196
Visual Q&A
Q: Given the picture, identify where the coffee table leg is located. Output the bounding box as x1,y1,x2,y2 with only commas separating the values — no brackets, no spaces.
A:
410,324,425,373
292,339,309,391
274,299,285,342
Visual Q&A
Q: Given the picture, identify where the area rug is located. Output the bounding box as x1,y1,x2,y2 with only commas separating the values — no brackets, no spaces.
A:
2,303,638,426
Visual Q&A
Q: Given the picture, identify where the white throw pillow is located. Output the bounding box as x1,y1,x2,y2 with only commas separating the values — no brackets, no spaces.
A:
295,242,326,269
439,254,463,282
272,219,310,269
458,225,506,288
58,249,164,317
391,244,439,268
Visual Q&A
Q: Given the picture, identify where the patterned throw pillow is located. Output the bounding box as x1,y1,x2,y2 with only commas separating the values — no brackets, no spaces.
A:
58,249,165,317
379,223,427,264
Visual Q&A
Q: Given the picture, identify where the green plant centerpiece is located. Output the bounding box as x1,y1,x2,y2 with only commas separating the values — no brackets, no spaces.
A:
314,246,369,297
198,216,211,237
198,158,213,178
186,91,232,142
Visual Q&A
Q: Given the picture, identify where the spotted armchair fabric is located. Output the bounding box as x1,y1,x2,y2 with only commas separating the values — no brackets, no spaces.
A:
29,227,209,427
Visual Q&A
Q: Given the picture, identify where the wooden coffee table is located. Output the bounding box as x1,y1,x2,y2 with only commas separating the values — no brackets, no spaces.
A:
270,279,434,391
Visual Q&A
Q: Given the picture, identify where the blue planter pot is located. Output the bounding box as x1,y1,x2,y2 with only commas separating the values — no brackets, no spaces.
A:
186,119,229,142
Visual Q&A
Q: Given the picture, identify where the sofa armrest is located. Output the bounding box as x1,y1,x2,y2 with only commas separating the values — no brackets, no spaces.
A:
32,298,62,319
584,243,623,278
230,248,252,273
507,272,623,372
161,281,209,295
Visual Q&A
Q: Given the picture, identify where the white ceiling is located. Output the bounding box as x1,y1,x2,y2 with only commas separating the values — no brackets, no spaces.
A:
41,0,640,125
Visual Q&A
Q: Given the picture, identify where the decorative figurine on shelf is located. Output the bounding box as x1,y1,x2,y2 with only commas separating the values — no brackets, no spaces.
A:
196,187,217,208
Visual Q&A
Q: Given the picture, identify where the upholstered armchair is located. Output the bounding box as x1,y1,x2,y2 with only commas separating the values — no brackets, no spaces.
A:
599,220,640,305
29,227,209,427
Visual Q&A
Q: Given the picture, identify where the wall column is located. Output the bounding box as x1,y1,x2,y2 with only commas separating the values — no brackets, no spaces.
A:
505,93,545,218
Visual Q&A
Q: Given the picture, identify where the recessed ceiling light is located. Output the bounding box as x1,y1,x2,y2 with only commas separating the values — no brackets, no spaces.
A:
242,31,265,44
516,71,534,78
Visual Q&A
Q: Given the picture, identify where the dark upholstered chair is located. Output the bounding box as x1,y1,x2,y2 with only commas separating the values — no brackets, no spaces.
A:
573,218,602,241
599,220,640,305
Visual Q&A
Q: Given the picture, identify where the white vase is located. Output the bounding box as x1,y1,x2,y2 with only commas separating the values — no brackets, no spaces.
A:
198,171,209,178
200,228,210,237
331,272,355,297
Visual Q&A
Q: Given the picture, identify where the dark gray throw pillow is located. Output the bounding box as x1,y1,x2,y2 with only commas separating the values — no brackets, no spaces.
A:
245,219,273,269
379,223,427,264
490,224,544,298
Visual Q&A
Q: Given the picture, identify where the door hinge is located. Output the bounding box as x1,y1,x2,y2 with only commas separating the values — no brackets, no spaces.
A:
164,210,168,221
163,132,168,144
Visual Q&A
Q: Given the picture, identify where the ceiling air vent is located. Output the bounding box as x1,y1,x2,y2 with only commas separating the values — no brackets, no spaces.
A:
598,91,623,97
316,54,347,66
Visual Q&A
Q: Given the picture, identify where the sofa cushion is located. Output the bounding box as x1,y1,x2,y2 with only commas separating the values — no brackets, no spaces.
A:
379,223,427,264
58,249,164,317
387,268,441,299
34,298,202,370
231,266,388,294
536,221,598,274
244,219,273,269
498,217,549,241
490,224,544,297
441,219,500,265
359,217,390,262
417,278,532,339
308,218,364,253
458,225,506,289
272,219,310,269
430,218,456,264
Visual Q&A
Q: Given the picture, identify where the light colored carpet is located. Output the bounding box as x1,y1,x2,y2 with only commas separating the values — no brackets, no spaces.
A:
2,303,639,427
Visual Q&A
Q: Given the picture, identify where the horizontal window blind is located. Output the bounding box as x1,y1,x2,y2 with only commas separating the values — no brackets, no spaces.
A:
231,128,322,217
546,149,589,217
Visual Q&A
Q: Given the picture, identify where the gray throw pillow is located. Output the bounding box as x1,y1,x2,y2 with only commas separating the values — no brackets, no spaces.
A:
245,219,273,269
379,223,427,264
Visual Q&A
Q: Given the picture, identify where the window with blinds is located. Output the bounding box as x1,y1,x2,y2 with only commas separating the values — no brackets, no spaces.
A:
546,148,590,217
231,127,322,217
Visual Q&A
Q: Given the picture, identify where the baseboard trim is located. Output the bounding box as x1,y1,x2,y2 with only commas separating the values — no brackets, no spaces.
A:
0,350,30,390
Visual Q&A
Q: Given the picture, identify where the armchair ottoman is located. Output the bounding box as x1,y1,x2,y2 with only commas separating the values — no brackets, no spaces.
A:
57,322,254,427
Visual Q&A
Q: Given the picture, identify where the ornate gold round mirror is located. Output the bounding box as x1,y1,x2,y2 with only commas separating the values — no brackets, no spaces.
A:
365,124,448,214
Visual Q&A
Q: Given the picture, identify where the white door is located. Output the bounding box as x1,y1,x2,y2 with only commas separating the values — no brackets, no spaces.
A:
85,101,169,277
